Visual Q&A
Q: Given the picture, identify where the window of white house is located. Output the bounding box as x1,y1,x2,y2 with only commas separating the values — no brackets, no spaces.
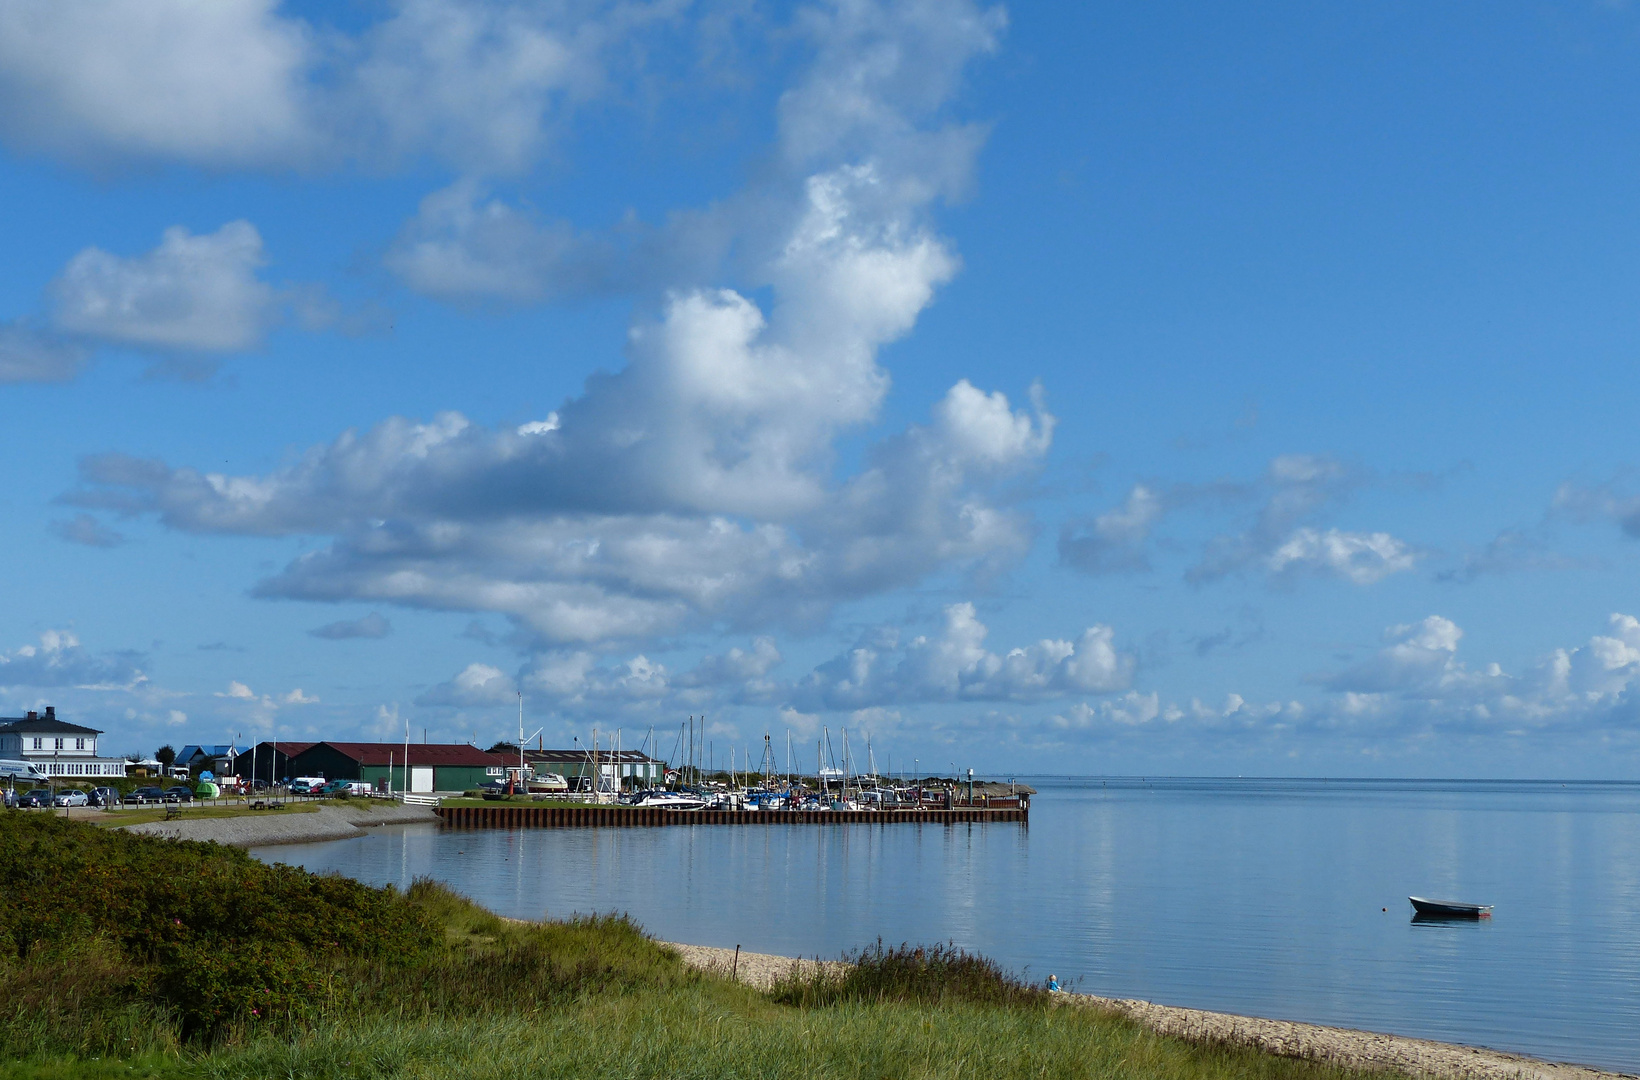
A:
32,738,42,750
54,738,64,750
75,739,85,750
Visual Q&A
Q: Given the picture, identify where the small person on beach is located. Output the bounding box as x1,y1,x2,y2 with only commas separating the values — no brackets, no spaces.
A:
1046,974,1061,993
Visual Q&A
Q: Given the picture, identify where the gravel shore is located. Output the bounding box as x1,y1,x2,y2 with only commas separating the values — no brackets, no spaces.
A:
667,943,1631,1080
663,942,847,990
118,801,437,847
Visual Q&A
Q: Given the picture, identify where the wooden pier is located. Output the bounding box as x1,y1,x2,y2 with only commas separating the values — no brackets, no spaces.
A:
435,803,1027,828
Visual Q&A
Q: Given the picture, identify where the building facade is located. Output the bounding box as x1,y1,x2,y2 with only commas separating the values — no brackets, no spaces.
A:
0,707,128,778
286,742,506,793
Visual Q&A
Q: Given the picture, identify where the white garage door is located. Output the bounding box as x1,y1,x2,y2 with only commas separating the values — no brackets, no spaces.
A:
411,766,434,793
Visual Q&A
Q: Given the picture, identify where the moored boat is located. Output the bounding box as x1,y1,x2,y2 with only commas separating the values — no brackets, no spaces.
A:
1408,895,1492,918
629,789,707,810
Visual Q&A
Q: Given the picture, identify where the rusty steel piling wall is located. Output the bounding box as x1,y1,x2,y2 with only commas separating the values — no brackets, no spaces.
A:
435,804,1027,828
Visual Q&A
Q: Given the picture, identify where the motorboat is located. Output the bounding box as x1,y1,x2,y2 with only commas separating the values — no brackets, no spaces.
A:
629,789,707,810
527,772,568,793
1408,896,1493,918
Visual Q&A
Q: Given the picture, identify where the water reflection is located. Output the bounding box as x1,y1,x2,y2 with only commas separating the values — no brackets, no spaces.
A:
255,778,1640,1072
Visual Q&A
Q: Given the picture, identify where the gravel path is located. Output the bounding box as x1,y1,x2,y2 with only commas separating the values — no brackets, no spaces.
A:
666,943,1631,1080
118,801,437,847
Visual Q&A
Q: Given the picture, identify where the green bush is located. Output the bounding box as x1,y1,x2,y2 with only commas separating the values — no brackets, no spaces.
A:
0,812,435,1045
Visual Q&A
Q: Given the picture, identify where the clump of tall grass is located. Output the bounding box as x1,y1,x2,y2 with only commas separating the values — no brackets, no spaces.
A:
770,938,1045,1008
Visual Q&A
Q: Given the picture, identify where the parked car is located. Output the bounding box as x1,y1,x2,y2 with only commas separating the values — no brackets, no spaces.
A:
289,778,325,794
53,789,89,807
18,788,53,808
162,786,195,803
125,786,167,805
89,786,120,807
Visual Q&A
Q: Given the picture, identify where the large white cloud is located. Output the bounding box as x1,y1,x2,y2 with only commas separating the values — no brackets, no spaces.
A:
66,1,1045,646
0,0,313,167
0,0,671,173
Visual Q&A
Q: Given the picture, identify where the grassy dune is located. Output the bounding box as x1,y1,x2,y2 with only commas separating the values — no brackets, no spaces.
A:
0,813,1407,1080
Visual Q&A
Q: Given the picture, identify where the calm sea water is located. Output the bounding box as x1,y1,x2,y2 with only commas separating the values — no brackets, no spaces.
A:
252,778,1640,1072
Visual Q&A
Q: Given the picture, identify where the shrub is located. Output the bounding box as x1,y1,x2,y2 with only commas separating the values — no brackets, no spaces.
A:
771,939,1045,1008
0,813,436,1047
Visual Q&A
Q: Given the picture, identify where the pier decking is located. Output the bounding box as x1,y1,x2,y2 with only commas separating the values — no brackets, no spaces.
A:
435,804,1027,828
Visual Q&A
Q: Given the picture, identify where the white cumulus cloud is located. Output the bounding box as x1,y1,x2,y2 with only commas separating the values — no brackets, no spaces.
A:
795,602,1134,710
1266,527,1418,585
50,221,277,354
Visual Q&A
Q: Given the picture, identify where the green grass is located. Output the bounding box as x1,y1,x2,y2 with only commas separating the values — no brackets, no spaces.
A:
0,814,1412,1080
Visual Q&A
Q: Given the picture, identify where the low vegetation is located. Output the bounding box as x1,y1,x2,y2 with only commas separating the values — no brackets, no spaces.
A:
0,813,1406,1080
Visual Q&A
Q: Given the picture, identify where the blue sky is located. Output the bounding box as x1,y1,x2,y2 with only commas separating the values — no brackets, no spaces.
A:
4,0,1640,776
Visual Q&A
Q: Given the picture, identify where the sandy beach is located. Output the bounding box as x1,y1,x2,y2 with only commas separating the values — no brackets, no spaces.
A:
666,942,1633,1080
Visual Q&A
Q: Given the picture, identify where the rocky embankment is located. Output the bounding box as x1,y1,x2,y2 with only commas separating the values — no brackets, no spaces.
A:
118,800,437,847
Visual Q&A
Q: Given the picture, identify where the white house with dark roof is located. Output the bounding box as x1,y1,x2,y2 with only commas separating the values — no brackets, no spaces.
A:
0,706,127,778
176,744,242,775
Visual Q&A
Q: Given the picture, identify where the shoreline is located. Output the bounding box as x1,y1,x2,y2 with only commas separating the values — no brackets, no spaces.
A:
666,942,1633,1080
117,801,438,847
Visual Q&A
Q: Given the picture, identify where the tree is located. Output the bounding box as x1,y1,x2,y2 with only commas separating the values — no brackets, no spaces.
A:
486,742,520,756
155,745,176,771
